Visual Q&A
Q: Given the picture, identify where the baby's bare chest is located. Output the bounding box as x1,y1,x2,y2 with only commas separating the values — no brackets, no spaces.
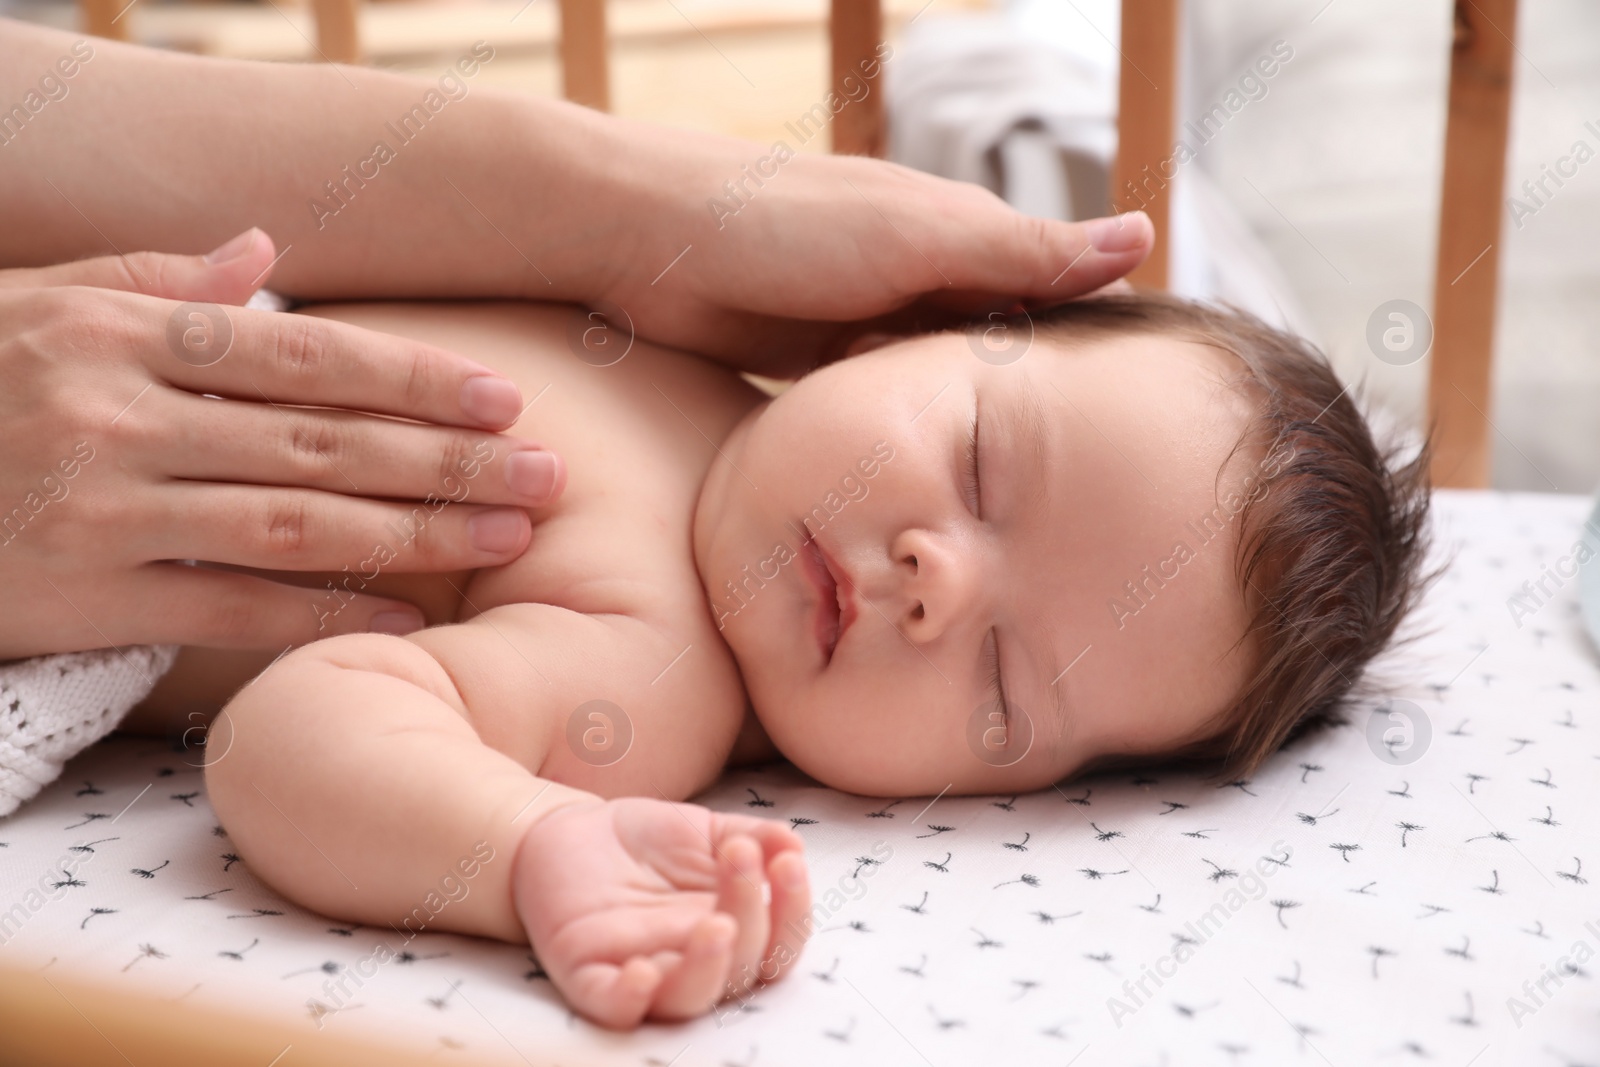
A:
314,302,762,796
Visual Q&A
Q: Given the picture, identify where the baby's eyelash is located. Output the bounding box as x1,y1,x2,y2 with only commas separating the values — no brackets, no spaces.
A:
963,405,981,516
983,629,1007,720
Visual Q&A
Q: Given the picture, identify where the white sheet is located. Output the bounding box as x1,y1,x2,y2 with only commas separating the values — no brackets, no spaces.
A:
2,490,1596,1065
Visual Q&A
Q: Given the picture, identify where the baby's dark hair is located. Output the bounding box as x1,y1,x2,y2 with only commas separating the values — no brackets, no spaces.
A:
1017,292,1434,783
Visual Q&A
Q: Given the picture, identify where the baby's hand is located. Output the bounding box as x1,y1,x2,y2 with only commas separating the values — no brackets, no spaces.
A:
512,796,811,1029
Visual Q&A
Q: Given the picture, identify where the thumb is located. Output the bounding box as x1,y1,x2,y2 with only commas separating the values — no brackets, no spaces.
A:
0,227,279,305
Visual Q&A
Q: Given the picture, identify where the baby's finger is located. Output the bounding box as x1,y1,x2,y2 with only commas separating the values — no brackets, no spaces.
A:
716,813,806,860
760,849,812,984
714,835,772,1000
567,956,661,1031
648,913,735,1021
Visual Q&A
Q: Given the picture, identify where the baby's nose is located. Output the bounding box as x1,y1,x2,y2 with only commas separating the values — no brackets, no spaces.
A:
889,529,979,644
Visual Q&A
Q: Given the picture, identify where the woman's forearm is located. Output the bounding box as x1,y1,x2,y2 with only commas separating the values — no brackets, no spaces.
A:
2,18,1154,376
0,19,622,303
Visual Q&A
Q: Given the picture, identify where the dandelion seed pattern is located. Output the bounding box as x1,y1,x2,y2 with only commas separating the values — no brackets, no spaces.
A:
0,495,1593,1063
994,873,1040,889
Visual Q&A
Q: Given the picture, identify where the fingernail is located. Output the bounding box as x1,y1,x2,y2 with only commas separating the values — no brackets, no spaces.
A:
505,450,558,503
460,376,522,427
1085,211,1151,254
368,609,424,635
204,228,260,266
468,507,528,553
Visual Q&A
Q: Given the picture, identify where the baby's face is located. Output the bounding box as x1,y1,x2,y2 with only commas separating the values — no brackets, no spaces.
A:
692,329,1261,797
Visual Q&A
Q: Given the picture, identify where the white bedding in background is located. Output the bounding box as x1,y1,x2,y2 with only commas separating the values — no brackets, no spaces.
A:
1,490,1596,1066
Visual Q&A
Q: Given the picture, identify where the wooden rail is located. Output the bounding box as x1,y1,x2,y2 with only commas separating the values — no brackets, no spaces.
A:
0,964,523,1067
558,0,610,111
312,0,361,63
78,0,128,42
829,0,886,156
1112,0,1179,289
1427,0,1517,488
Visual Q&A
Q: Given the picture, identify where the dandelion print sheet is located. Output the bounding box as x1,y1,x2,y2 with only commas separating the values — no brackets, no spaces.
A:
1,489,1596,1066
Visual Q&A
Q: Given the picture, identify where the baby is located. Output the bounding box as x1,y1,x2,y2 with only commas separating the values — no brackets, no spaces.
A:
198,292,1430,1029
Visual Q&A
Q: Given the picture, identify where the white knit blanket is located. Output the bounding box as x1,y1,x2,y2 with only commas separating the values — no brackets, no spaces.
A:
0,644,177,817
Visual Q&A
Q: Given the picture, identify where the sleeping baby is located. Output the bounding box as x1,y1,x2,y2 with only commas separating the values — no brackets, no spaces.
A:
199,292,1431,1029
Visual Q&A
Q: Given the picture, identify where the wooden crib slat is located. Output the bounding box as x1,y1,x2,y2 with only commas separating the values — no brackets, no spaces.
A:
1428,0,1518,489
0,964,522,1067
311,0,362,64
560,0,611,112
77,0,129,41
1113,0,1179,289
829,0,885,156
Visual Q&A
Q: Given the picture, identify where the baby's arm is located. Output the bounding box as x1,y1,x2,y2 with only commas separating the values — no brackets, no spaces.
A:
205,609,810,1028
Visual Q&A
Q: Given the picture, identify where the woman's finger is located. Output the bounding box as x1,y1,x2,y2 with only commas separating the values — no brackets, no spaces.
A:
123,562,430,648
147,482,532,573
156,390,563,507
131,294,527,431
0,228,276,305
875,202,1153,308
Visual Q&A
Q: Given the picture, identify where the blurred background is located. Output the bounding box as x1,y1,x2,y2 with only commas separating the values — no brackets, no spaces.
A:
3,0,1596,493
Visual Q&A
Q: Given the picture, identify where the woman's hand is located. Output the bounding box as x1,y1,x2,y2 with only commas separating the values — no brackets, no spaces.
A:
0,230,566,659
514,796,811,1030
579,115,1154,376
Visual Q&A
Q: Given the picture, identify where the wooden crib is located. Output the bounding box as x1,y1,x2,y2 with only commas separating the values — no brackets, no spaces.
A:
9,1,1523,1063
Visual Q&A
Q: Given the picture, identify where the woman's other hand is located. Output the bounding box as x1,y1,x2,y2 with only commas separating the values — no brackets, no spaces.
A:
0,230,565,658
